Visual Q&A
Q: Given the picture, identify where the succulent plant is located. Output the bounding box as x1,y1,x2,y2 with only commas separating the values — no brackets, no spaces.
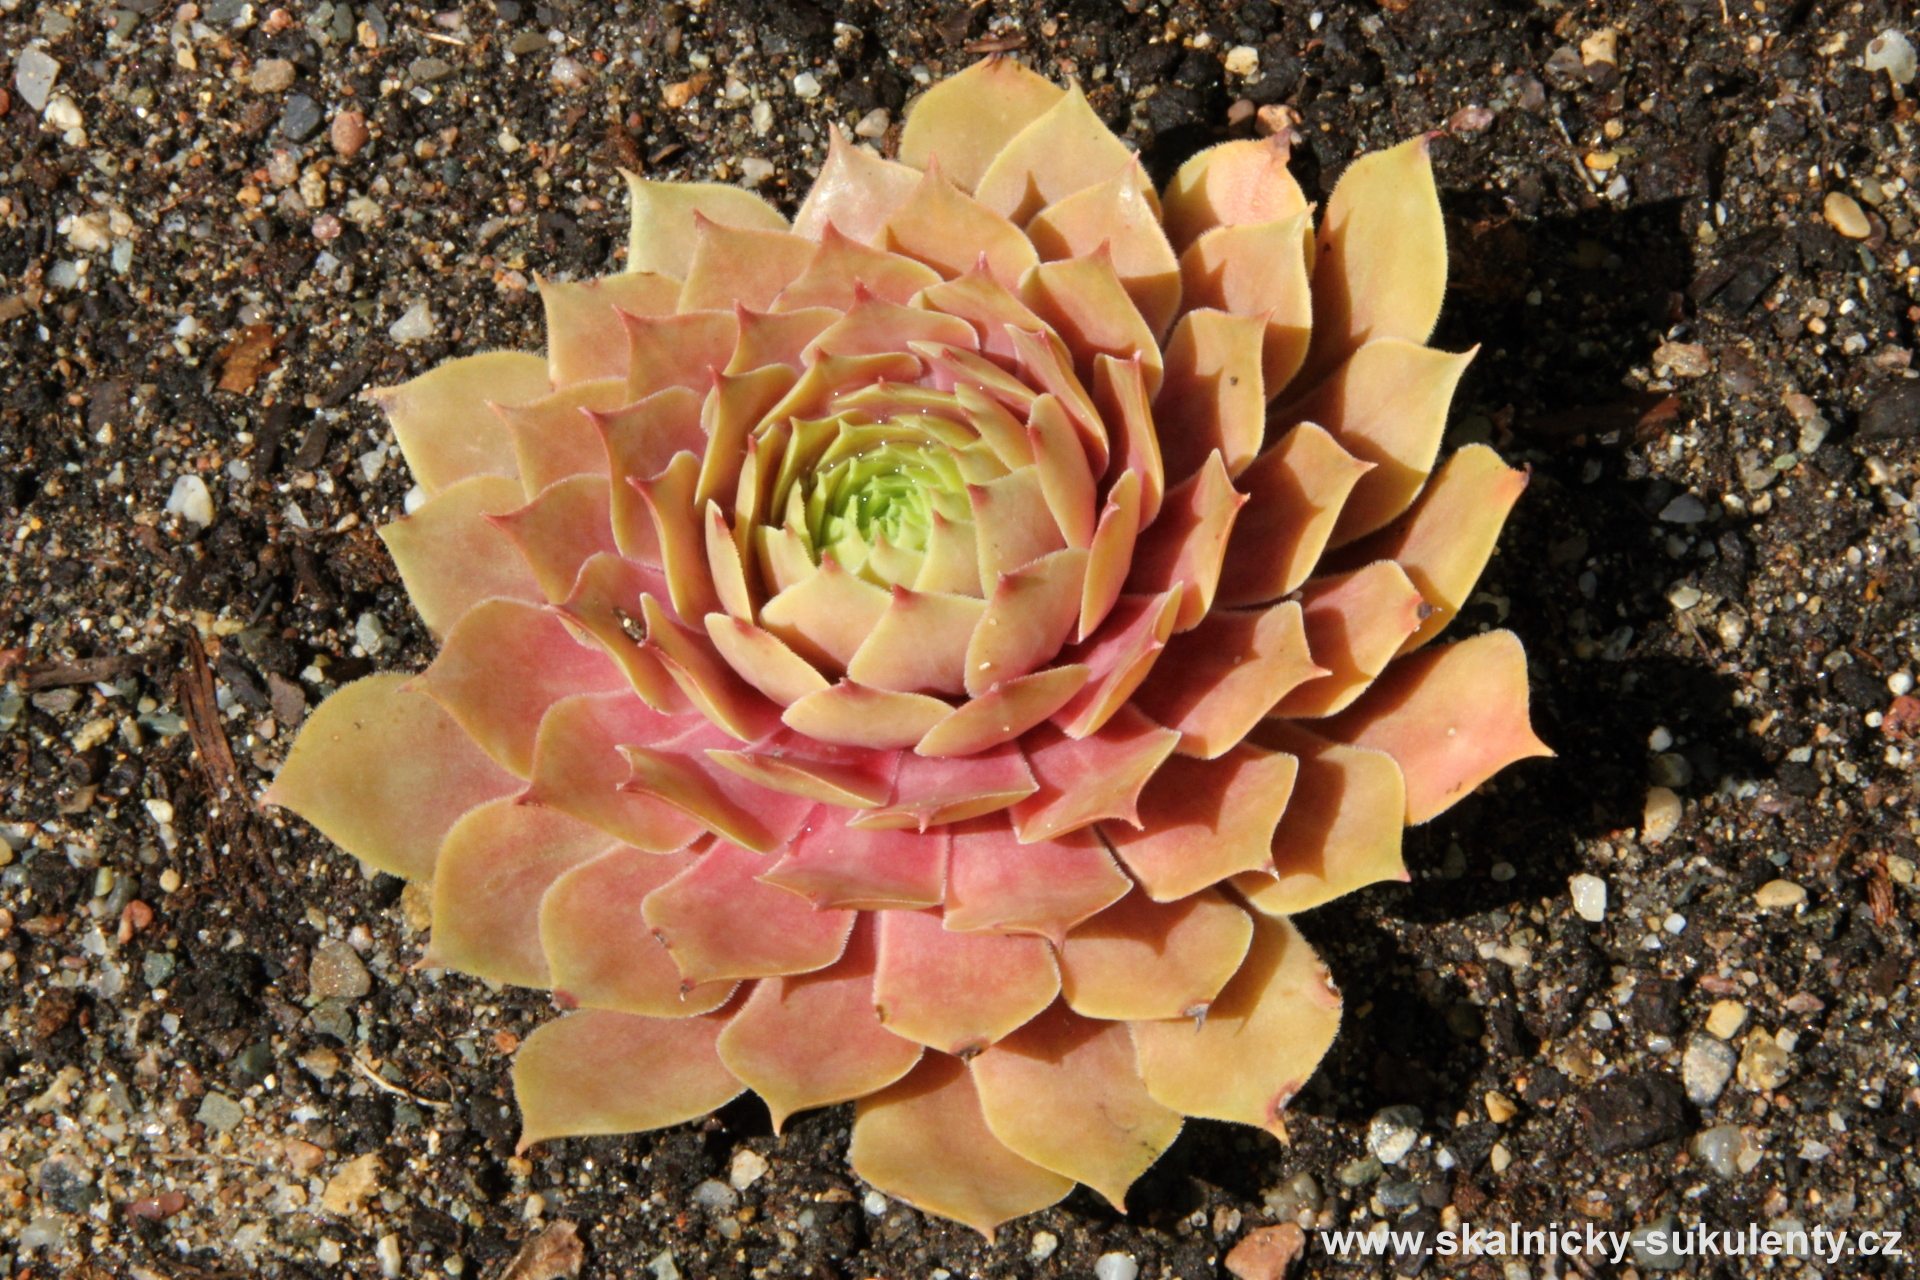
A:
265,59,1548,1235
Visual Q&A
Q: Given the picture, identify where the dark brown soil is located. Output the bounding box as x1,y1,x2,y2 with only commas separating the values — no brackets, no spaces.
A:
4,1,1918,1278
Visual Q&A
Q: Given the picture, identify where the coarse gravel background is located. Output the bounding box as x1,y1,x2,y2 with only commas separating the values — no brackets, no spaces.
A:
4,1,1920,1277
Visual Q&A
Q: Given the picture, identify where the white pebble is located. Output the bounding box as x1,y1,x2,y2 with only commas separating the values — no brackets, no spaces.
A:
1648,726,1673,751
1224,45,1260,77
1568,873,1608,922
389,301,436,343
1642,786,1682,844
792,71,822,100
375,1233,402,1279
738,157,775,187
166,474,215,527
1890,671,1914,696
44,94,84,131
862,1190,887,1215
14,47,60,113
728,1148,769,1190
853,107,890,139
1093,1254,1139,1280
1863,29,1917,85
1029,1231,1060,1261
354,611,387,655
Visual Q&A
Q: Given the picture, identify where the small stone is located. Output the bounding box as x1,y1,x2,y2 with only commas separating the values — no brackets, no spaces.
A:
1682,1034,1736,1105
1028,1231,1059,1262
354,611,387,655
1484,1091,1518,1123
792,71,822,100
1863,30,1917,85
647,1251,680,1280
166,474,215,527
1261,1171,1321,1223
1093,1253,1139,1280
1489,1142,1512,1174
250,58,296,92
1859,379,1920,441
1704,999,1748,1040
330,110,369,157
1579,1072,1688,1156
409,56,454,83
853,107,890,139
1336,1154,1382,1186
196,1091,245,1133
308,938,372,1001
1652,341,1710,378
1658,494,1708,523
862,1190,887,1214
1666,583,1702,610
1580,27,1619,66
46,99,85,143
1568,872,1608,921
376,1232,403,1278
510,31,549,56
34,1155,97,1214
1224,45,1260,77
1225,1224,1306,1280
1366,1105,1422,1165
691,1179,737,1213
321,1153,382,1215
1641,787,1681,844
1691,1124,1747,1177
280,93,323,141
1737,1029,1792,1090
738,157,775,186
1823,191,1871,240
15,48,60,113
284,1138,328,1175
1754,878,1806,910
389,302,437,343
728,1148,768,1191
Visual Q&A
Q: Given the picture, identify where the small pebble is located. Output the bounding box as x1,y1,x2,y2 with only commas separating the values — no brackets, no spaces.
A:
1823,191,1871,240
1224,1224,1306,1280
1028,1231,1059,1262
1863,29,1917,85
1093,1253,1139,1280
308,938,372,1001
792,71,822,100
375,1232,402,1279
1890,671,1915,696
45,94,83,133
1568,872,1608,922
196,1091,244,1133
1753,878,1806,910
1224,45,1260,77
1366,1105,1422,1165
15,47,60,113
1642,787,1681,843
389,302,437,343
1691,1124,1747,1177
1652,341,1710,378
728,1148,768,1191
1484,1091,1517,1123
690,1179,736,1213
1738,1029,1793,1090
409,56,454,83
250,58,296,92
166,474,215,527
280,93,323,140
1658,494,1708,524
321,1153,382,1214
853,107,890,139
330,110,369,157
862,1190,887,1215
1705,999,1748,1040
1682,1034,1736,1105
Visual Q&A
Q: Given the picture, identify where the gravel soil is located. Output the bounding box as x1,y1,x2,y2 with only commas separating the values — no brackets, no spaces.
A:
4,1,1919,1277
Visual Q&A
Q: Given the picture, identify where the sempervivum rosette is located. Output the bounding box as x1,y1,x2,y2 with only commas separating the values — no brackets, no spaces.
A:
265,59,1549,1235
